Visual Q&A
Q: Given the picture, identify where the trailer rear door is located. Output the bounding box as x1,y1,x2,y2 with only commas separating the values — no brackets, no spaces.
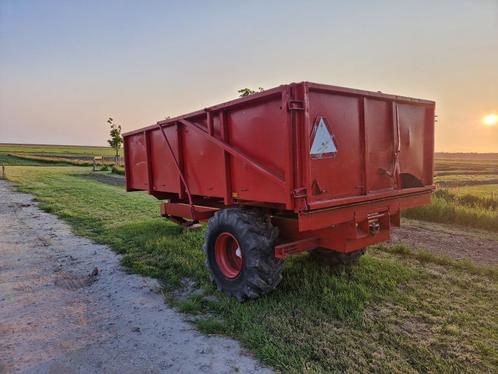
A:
304,85,434,206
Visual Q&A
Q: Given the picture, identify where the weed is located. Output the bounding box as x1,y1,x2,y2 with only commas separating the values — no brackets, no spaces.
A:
194,319,227,335
112,166,125,175
403,191,498,232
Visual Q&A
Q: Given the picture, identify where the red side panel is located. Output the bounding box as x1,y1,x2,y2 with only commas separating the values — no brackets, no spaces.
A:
125,132,148,190
182,116,225,198
149,127,180,194
125,92,288,204
227,97,287,204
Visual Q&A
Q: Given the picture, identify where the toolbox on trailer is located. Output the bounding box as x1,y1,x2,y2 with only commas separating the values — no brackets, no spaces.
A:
124,82,435,300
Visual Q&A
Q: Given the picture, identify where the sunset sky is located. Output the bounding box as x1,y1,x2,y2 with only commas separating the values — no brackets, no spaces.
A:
1,0,497,152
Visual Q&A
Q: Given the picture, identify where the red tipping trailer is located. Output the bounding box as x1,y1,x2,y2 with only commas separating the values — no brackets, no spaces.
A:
124,82,435,301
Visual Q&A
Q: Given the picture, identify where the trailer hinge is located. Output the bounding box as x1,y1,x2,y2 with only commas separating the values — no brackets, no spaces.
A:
288,100,304,111
292,187,307,198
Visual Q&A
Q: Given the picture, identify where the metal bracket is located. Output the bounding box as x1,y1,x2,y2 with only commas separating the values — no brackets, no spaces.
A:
275,236,320,259
292,187,307,198
288,100,304,111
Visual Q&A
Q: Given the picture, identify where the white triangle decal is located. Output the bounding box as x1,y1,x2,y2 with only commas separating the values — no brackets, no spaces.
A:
310,117,337,156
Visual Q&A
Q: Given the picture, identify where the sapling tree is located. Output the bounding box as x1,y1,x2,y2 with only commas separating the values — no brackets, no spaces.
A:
238,87,264,97
107,117,123,165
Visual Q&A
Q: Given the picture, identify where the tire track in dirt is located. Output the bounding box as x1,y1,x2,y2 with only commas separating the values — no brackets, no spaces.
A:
390,220,498,266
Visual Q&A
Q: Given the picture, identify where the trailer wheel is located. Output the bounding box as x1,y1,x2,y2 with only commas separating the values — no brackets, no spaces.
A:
311,248,366,267
203,208,283,301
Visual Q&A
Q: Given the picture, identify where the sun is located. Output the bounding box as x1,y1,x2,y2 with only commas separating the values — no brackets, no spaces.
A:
483,113,498,127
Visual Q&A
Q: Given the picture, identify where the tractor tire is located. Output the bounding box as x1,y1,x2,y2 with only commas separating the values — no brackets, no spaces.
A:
311,248,366,267
203,208,283,302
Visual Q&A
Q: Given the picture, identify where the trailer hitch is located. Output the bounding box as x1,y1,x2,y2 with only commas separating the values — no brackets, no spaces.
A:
369,221,381,235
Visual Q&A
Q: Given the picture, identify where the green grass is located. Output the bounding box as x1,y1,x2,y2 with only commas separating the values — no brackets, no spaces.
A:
453,184,498,197
0,153,62,166
433,188,497,210
5,166,498,373
434,173,498,184
0,143,116,157
5,153,98,166
111,166,125,175
403,193,498,232
0,143,121,168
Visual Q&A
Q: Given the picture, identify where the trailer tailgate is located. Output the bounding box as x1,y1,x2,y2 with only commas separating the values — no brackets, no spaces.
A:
304,84,435,209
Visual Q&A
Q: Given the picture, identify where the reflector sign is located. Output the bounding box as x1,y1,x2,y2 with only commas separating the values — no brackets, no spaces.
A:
310,117,337,158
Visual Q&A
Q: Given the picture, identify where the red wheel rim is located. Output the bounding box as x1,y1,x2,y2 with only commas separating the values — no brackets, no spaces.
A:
214,232,243,278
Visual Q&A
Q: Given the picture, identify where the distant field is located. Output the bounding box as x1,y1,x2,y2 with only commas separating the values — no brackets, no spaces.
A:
435,152,498,160
435,160,498,175
0,143,119,167
455,184,498,197
0,143,116,157
434,174,498,188
434,154,498,187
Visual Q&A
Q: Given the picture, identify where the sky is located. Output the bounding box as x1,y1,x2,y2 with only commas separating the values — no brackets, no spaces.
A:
0,0,497,152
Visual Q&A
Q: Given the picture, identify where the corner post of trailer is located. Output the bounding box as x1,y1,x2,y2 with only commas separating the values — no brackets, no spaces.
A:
302,82,312,207
360,96,369,195
144,130,154,194
219,111,233,205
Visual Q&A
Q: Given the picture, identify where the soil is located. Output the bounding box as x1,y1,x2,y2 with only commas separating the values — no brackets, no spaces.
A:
390,220,498,266
0,180,272,374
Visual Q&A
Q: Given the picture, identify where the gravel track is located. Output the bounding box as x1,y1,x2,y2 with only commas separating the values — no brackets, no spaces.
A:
0,180,272,374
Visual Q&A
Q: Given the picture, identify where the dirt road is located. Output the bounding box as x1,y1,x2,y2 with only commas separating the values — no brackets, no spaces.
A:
391,219,498,266
0,180,272,374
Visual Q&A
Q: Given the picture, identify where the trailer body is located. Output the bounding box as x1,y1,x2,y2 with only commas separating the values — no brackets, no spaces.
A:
124,82,434,259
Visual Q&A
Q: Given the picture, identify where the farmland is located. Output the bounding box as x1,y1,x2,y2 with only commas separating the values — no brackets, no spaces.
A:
404,153,498,232
0,143,120,167
1,145,497,373
0,143,116,157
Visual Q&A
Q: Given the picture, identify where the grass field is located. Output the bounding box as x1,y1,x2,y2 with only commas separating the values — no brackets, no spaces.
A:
455,184,498,197
434,173,498,186
0,143,120,167
3,165,497,373
405,154,498,231
0,143,116,157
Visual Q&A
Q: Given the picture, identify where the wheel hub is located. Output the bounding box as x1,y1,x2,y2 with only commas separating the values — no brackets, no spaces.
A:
214,232,243,278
